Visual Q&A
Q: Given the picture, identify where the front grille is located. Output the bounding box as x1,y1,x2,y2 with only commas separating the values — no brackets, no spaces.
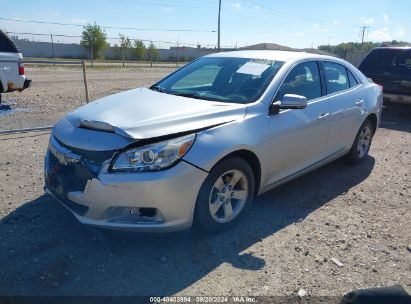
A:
45,137,117,216
54,137,115,164
47,152,94,192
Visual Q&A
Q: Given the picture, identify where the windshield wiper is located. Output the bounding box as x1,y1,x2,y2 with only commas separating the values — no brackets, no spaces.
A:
169,91,221,101
150,85,167,93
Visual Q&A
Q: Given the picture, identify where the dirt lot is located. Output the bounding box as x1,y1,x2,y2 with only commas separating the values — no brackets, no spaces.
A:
0,66,173,130
0,67,410,300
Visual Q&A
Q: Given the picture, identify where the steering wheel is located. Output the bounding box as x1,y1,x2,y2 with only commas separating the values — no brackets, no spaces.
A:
225,94,248,101
242,87,260,98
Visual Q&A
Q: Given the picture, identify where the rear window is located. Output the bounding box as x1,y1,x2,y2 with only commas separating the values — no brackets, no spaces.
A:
0,30,19,53
359,48,411,74
346,68,359,87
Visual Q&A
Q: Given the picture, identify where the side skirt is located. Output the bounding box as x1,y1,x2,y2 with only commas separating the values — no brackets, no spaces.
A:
259,148,347,195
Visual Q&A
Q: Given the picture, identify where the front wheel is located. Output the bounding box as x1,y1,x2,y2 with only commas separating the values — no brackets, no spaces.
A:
345,119,374,165
194,158,255,233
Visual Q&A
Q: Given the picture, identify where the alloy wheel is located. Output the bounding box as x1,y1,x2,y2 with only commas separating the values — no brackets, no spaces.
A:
357,124,372,158
208,169,249,223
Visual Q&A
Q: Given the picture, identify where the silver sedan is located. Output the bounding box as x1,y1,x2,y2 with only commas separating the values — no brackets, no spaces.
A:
44,50,383,232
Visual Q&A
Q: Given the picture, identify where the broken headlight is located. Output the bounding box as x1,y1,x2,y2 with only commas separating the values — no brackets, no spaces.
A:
111,134,195,172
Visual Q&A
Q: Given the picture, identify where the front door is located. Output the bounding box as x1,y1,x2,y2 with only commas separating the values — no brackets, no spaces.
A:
266,61,330,188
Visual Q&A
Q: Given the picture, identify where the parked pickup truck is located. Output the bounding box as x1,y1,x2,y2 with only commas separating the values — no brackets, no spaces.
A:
0,30,31,103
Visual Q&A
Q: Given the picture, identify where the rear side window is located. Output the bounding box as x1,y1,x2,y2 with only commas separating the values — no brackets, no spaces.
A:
359,48,411,75
359,49,393,73
276,61,321,101
0,30,19,53
346,68,359,87
323,62,350,94
394,49,411,74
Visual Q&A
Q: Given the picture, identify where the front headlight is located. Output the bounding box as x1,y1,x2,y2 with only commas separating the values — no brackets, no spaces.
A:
111,134,196,172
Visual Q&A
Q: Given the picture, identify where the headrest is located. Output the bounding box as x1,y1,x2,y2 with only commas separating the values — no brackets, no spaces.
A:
326,68,340,81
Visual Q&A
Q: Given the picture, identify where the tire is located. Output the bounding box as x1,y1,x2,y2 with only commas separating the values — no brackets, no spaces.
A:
194,157,255,233
345,119,374,165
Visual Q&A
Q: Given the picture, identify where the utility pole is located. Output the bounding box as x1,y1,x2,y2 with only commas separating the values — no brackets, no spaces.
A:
89,33,94,68
150,40,153,68
50,33,56,66
360,26,369,44
217,0,221,52
176,41,179,67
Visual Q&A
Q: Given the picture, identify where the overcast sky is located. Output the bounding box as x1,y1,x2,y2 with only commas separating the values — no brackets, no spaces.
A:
1,0,410,49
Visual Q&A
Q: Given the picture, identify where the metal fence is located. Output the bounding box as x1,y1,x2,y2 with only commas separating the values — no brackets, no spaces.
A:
0,59,89,134
0,58,180,135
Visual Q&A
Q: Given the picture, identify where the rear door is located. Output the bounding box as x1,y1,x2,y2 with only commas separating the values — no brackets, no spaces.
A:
321,61,365,155
391,49,411,96
0,30,21,92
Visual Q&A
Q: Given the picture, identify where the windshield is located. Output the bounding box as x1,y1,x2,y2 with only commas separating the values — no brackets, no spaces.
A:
151,57,284,103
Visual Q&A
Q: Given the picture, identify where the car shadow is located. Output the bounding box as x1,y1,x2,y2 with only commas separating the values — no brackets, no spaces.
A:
0,157,375,297
380,103,411,133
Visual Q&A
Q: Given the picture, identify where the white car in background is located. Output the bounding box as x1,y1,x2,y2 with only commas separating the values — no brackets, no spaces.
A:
0,30,31,103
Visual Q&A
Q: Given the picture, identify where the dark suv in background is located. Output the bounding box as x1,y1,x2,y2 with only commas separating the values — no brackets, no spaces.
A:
359,46,411,104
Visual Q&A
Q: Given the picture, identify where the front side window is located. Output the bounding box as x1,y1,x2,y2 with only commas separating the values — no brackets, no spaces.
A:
323,62,349,94
276,61,322,101
152,57,284,104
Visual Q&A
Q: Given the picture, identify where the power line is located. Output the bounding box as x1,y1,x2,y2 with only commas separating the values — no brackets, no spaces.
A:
105,0,209,9
7,32,82,38
238,0,326,23
222,8,353,41
218,0,222,51
0,17,215,33
237,0,361,29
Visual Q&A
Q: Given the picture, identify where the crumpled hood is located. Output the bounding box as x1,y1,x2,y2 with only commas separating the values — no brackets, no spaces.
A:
65,88,247,139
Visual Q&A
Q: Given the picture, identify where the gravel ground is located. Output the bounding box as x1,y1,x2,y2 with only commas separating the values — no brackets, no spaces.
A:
0,66,173,130
0,67,410,300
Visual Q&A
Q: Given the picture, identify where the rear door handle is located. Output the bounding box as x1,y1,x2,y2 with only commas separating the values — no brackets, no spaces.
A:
355,99,364,105
318,113,330,120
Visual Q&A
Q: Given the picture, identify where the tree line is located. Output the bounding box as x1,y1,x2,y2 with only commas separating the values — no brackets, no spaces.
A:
79,23,159,62
318,40,410,58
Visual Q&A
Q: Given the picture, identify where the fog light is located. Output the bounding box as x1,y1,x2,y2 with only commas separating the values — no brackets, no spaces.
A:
103,206,164,224
139,207,157,217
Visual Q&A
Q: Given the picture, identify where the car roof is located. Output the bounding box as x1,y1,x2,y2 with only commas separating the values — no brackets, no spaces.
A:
375,46,411,49
205,50,333,62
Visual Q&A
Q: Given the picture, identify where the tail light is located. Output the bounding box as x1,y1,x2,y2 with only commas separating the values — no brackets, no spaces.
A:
18,62,25,75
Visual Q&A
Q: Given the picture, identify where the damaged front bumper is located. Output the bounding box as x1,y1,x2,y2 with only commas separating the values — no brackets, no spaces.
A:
44,136,208,232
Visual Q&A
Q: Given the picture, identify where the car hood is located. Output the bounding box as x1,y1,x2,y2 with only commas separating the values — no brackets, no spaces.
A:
65,88,247,140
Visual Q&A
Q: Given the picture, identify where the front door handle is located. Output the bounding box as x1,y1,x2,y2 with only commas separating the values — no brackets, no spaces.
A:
355,99,364,105
318,113,330,120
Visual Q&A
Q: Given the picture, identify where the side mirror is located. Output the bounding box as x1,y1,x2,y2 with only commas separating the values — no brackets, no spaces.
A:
270,94,308,114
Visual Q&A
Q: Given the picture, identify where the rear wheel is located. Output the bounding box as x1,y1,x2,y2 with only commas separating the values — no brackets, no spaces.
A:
194,158,255,232
346,119,374,165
